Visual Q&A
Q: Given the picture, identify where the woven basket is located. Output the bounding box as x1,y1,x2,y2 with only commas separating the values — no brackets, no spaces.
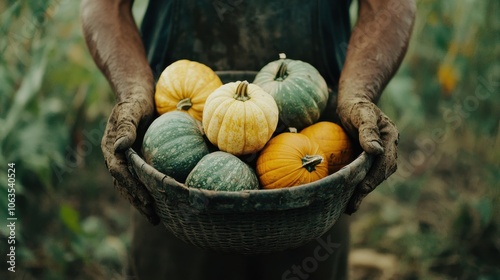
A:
127,148,372,255
126,70,373,254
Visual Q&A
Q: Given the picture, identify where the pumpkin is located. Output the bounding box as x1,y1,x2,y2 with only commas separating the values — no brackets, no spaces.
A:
253,54,329,131
256,133,328,189
300,121,354,174
203,81,279,156
154,59,222,121
142,111,209,182
186,151,259,191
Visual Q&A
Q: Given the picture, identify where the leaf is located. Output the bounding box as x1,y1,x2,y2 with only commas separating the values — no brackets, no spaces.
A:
59,203,81,234
474,197,493,227
0,42,51,144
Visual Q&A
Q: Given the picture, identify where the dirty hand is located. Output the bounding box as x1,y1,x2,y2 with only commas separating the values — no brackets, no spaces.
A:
102,89,160,225
336,97,399,214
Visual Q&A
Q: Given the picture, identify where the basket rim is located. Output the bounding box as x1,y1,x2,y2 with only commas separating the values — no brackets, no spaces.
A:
126,148,373,212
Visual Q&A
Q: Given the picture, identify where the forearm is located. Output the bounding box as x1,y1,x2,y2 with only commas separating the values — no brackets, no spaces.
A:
80,0,154,101
338,0,416,104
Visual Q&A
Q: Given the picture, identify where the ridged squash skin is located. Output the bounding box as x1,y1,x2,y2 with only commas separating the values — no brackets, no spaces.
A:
142,111,209,183
300,121,354,174
253,57,329,131
256,133,328,189
202,81,279,156
154,60,222,121
186,151,259,191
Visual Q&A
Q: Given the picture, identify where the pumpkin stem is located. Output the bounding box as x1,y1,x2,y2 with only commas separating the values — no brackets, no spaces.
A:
234,81,251,101
275,62,288,81
302,155,324,172
177,98,193,111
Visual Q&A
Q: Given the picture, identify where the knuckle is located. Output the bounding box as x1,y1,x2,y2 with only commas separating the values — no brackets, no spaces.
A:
116,121,135,134
360,186,373,194
108,164,122,178
360,180,375,193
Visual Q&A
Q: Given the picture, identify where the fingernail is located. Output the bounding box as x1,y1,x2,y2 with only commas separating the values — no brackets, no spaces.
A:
114,137,126,152
370,141,384,154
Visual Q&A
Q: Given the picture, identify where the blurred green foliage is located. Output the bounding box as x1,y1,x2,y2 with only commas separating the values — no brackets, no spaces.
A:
0,0,498,279
0,0,131,279
352,0,500,279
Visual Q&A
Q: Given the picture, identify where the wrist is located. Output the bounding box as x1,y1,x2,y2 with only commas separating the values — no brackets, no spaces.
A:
113,73,155,103
337,78,382,105
336,97,371,121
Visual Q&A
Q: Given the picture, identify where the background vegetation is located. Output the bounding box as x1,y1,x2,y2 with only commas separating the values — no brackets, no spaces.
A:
0,0,498,279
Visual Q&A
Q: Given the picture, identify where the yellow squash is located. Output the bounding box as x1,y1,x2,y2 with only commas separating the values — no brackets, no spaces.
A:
203,81,279,156
155,60,222,121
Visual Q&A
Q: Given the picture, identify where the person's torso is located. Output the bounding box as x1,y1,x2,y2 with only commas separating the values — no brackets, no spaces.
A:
140,0,352,86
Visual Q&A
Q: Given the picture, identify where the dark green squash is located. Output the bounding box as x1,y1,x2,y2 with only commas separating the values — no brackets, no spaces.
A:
253,54,329,131
186,151,259,191
142,111,209,182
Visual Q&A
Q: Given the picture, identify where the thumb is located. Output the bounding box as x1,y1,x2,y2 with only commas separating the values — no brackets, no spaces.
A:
115,121,137,152
113,102,139,152
355,103,384,155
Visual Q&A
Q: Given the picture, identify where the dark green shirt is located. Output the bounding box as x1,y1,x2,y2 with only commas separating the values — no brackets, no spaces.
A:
140,0,352,87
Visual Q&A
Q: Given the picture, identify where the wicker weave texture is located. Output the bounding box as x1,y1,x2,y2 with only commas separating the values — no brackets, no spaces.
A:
127,148,372,255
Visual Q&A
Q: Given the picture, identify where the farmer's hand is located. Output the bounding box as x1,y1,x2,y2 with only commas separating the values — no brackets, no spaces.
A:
81,0,160,224
334,0,415,214
337,97,399,214
102,88,160,225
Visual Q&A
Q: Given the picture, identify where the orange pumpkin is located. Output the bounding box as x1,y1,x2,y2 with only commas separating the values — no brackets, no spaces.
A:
300,121,354,174
256,133,328,189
